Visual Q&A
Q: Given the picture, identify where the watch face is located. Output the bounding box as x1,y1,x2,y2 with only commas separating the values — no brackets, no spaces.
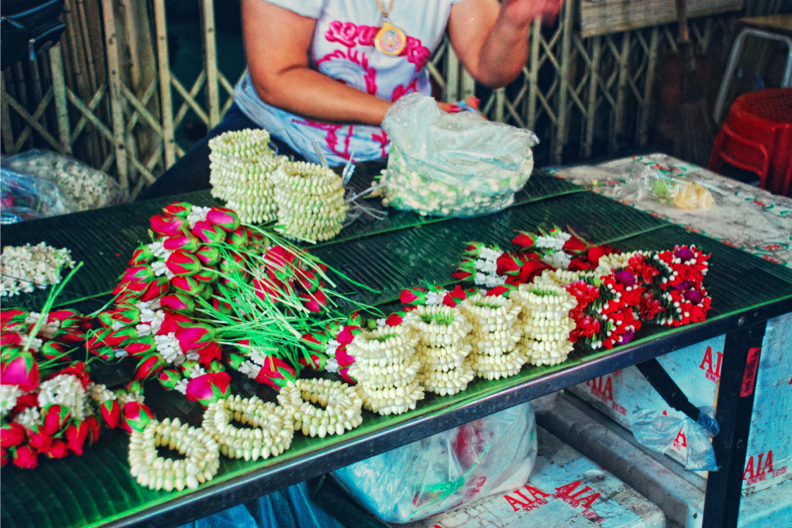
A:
376,25,406,56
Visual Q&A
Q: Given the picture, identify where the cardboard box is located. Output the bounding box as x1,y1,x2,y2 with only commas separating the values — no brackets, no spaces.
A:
537,391,792,527
569,313,792,492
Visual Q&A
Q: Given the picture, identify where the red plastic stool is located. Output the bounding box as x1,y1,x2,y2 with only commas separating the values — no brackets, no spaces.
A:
709,88,792,196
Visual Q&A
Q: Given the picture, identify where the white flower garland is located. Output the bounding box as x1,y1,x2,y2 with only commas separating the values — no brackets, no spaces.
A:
277,379,363,437
0,242,74,297
408,305,475,396
460,293,527,380
129,418,220,491
0,385,23,418
513,283,577,366
347,325,424,416
37,374,89,421
271,161,348,242
202,396,294,460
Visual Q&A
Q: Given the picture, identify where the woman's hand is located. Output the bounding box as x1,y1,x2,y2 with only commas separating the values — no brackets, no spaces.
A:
448,0,564,88
242,0,392,126
437,96,481,114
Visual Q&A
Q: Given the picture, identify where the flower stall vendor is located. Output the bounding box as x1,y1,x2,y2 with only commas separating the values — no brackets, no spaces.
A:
141,0,563,199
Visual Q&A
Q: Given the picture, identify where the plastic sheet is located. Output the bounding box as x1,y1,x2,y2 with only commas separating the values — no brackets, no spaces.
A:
630,406,719,472
178,482,344,528
331,402,537,523
379,93,537,217
2,149,128,212
1,168,76,224
614,164,715,210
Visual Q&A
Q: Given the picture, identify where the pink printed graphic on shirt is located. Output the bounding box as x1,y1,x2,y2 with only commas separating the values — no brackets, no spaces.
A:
293,119,355,161
325,21,430,67
391,78,419,102
400,36,431,71
317,49,378,96
372,130,389,158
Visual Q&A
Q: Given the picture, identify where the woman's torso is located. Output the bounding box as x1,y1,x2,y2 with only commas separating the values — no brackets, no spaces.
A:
234,0,459,165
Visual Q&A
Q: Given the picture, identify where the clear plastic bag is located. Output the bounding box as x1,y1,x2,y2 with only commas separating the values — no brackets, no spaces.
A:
1,168,77,224
630,406,719,472
331,402,537,523
379,93,538,217
2,149,128,212
616,165,715,210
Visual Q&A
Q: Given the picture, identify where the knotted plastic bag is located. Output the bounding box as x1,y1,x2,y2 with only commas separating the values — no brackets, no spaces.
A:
379,93,538,217
630,406,719,472
331,401,537,523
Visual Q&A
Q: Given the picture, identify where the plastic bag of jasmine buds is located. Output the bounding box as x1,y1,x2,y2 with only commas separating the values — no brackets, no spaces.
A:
331,401,537,523
2,149,128,212
379,93,538,217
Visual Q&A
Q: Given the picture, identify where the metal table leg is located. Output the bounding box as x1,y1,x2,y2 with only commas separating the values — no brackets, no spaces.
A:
701,320,767,528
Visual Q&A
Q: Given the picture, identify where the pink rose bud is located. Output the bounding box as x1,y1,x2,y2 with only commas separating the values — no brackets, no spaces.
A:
255,356,298,390
206,207,240,231
27,428,53,452
128,244,154,266
185,372,232,407
156,369,182,391
39,342,70,362
12,444,38,469
191,220,226,244
0,422,26,448
162,202,192,218
106,326,138,348
159,294,195,313
226,226,249,248
171,275,204,296
195,342,222,365
65,420,90,455
141,276,171,302
165,250,201,276
1,332,21,347
121,402,155,434
512,232,537,248
399,289,423,305
192,268,217,284
44,439,71,459
300,289,328,313
195,245,221,266
47,309,82,323
385,313,404,327
134,353,165,380
43,404,71,435
164,233,200,253
100,400,121,429
1,309,29,330
150,214,186,236
122,266,155,284
1,353,39,392
125,335,156,357
158,311,193,334
175,324,215,351
85,416,101,444
211,296,233,316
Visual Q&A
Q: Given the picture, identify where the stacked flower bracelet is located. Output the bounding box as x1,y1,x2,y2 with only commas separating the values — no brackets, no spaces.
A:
461,293,527,380
513,283,577,366
271,161,348,242
408,305,475,396
202,395,294,460
347,324,425,416
276,379,363,438
128,417,220,491
209,129,284,224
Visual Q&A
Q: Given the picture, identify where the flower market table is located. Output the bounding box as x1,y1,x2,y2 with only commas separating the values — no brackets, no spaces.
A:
2,163,792,528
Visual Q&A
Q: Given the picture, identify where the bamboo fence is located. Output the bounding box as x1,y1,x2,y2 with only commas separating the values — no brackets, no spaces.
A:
1,1,740,198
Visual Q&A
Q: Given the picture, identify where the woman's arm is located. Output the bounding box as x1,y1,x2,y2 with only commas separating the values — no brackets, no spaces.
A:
447,0,563,88
241,0,392,126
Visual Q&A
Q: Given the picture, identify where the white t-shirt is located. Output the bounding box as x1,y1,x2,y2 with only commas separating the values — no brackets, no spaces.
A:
234,0,463,166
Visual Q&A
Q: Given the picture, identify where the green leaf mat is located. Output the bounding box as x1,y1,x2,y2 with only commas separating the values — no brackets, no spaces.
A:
3,167,792,528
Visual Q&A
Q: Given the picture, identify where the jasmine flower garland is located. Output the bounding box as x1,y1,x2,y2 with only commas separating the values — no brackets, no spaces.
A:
0,242,75,297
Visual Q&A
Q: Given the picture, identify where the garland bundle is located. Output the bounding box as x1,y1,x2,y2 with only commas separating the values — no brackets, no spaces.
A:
460,292,526,380
347,316,425,416
271,161,348,242
209,130,284,224
512,283,576,366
